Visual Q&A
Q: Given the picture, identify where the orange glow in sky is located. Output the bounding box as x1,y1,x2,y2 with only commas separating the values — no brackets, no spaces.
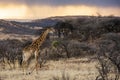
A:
0,4,120,19
0,4,27,19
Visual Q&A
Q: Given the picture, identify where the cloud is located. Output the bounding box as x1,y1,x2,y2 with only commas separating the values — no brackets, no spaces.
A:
25,5,98,19
26,5,120,18
0,4,27,19
0,1,120,19
0,0,120,7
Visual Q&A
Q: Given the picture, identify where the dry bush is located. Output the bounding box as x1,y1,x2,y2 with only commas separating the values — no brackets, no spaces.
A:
96,55,119,80
68,17,120,41
100,33,120,72
46,40,96,60
96,33,120,80
0,39,28,69
68,40,96,57
42,47,64,60
100,18,120,33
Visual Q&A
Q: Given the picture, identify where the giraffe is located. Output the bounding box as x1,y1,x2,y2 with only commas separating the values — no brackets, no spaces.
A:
22,28,54,74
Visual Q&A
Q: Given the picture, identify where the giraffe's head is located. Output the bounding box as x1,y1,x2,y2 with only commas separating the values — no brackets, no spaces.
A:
46,27,55,33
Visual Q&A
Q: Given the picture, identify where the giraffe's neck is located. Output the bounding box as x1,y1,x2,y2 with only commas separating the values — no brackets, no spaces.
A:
30,29,49,49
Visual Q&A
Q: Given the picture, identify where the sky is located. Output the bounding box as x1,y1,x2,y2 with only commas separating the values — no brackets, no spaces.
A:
0,0,120,19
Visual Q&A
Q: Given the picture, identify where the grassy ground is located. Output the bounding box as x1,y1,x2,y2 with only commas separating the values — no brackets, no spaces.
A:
0,58,98,80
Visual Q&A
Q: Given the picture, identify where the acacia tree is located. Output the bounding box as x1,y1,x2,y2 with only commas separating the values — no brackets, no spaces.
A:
52,40,70,58
54,21,73,38
96,33,120,80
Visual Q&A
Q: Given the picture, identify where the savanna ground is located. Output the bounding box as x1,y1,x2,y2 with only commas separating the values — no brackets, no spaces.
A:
0,57,98,80
0,16,120,80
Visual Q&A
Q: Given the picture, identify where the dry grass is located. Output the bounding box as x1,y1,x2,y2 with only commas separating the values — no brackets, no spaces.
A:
0,33,37,40
0,58,98,80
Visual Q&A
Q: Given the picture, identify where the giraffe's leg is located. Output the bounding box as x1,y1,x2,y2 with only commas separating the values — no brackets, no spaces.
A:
22,61,25,74
22,53,31,75
22,61,28,75
35,56,39,74
28,55,39,74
